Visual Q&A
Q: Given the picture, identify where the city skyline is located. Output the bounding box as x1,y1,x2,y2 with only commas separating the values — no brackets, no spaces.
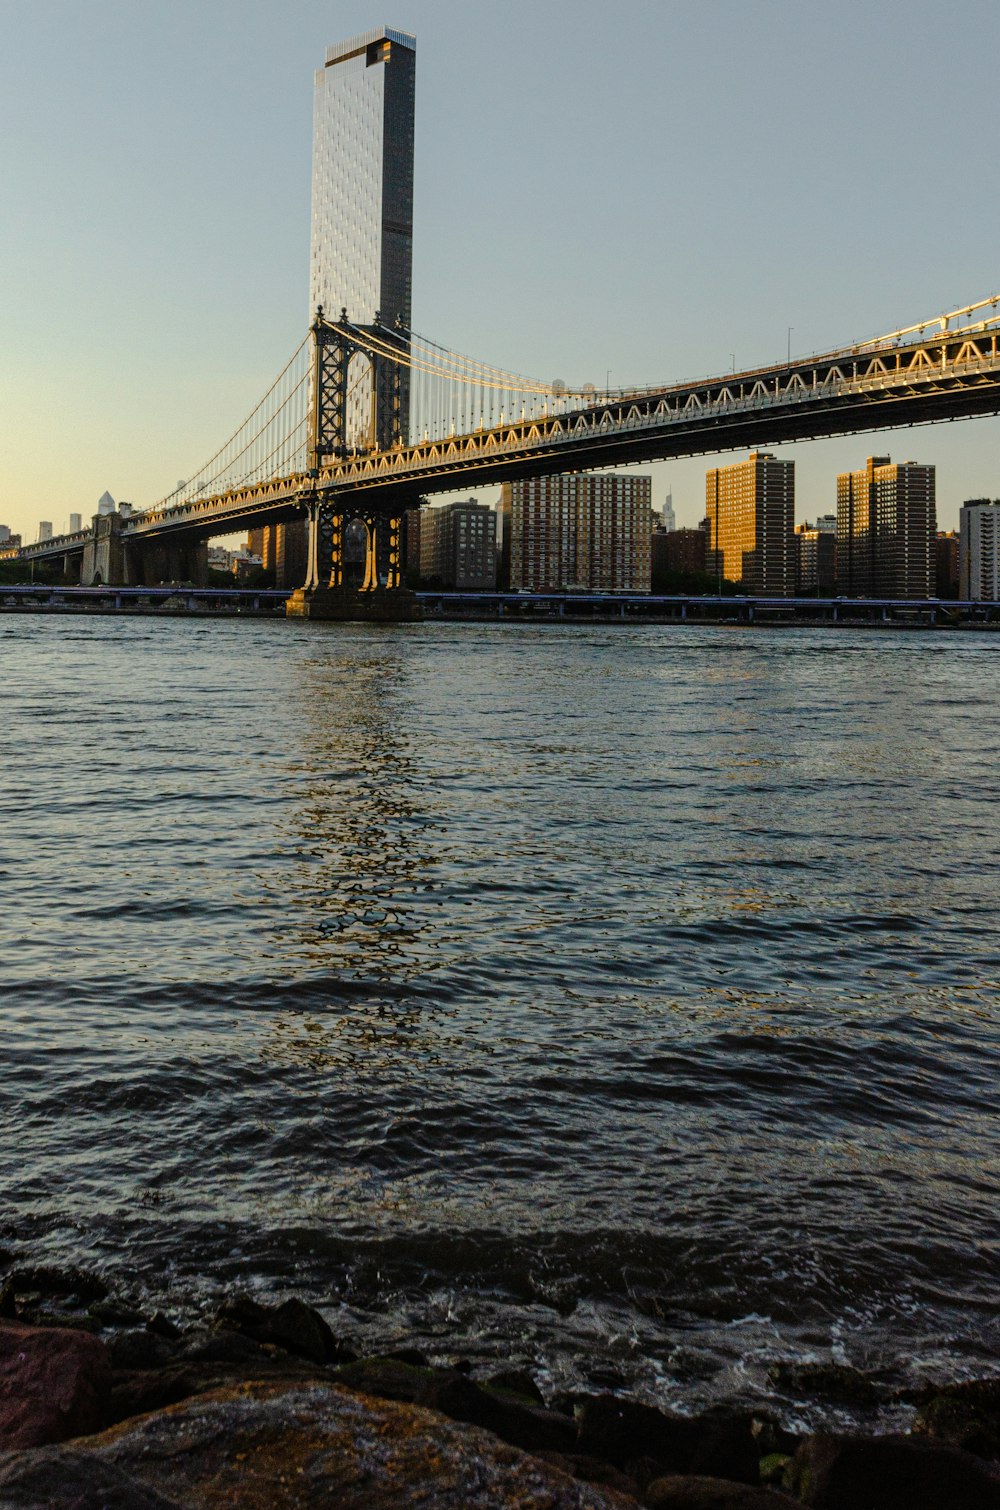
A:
1,0,999,541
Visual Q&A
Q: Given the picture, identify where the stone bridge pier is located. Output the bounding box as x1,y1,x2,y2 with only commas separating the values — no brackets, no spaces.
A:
286,498,419,621
80,511,207,587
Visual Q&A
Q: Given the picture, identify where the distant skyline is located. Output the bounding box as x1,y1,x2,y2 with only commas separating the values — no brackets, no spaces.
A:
2,0,999,541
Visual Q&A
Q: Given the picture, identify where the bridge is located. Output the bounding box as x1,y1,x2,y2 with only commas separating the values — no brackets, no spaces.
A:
18,293,1000,615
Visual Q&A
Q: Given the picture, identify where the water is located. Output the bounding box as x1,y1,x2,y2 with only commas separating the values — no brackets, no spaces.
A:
2,615,998,1428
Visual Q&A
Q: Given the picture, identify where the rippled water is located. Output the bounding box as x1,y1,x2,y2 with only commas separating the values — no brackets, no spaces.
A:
2,615,998,1425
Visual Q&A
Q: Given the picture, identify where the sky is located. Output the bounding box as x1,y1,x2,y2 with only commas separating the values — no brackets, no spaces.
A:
2,0,999,542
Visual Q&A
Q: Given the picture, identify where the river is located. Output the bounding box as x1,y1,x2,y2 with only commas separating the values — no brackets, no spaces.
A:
2,615,998,1428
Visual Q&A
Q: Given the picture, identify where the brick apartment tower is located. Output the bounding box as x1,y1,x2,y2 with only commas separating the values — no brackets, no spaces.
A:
704,452,795,594
501,474,652,593
837,457,935,598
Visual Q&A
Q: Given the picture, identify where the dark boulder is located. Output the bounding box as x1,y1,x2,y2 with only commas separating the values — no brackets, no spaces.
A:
484,1367,546,1405
0,1267,108,1307
3,1381,643,1508
0,1320,111,1449
213,1293,350,1365
330,1354,442,1403
576,1393,698,1472
106,1328,177,1372
179,1326,274,1366
535,1448,641,1497
418,1370,577,1454
914,1376,1000,1460
644,1474,801,1509
0,1445,180,1508
688,1409,760,1484
789,1431,1000,1509
768,1361,881,1408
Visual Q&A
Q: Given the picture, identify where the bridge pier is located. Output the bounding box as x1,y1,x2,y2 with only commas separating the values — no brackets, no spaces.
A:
81,511,128,587
286,498,420,621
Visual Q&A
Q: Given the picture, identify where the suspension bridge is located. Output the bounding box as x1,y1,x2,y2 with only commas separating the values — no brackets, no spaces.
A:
18,293,1000,614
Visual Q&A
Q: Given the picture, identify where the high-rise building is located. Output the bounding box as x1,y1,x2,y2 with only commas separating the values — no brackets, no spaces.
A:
502,474,652,593
659,493,676,533
959,500,1000,600
403,506,422,580
419,500,497,589
311,27,415,330
837,457,935,598
37,522,53,542
936,530,960,599
795,515,836,595
68,513,82,533
651,527,707,584
704,452,795,594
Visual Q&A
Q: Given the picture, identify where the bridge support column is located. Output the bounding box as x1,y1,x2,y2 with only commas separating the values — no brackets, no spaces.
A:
286,499,420,622
81,511,128,586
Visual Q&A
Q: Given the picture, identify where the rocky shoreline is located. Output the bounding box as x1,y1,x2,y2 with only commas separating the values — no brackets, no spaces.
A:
1,1265,998,1507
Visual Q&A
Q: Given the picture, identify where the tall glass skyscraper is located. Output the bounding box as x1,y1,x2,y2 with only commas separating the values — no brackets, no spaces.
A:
310,27,416,329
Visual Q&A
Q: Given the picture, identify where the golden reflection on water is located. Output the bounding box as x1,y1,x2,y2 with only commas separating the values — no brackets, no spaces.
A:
263,649,440,982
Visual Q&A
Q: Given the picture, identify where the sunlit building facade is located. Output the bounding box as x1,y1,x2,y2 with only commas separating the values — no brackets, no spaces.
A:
502,474,652,593
704,453,795,594
837,457,935,598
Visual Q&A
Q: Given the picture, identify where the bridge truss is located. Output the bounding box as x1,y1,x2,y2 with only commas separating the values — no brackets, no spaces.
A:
19,295,1000,600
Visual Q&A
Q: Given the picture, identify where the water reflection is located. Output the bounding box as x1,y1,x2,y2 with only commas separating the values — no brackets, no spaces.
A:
269,646,442,982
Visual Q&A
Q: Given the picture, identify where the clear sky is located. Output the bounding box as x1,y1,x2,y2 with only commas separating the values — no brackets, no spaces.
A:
2,0,998,542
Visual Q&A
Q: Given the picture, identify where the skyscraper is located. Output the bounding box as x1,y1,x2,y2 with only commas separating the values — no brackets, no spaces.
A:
836,457,935,598
704,453,795,595
310,27,416,330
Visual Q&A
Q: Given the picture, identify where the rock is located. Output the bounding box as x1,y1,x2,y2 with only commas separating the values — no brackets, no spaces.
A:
789,1431,1000,1509
108,1365,204,1426
0,1267,108,1305
535,1449,641,1497
88,1299,145,1328
0,1320,111,1449
0,1445,180,1508
267,1296,345,1364
576,1394,698,1473
9,1310,101,1333
106,1328,177,1372
7,1381,641,1508
385,1345,429,1366
688,1410,760,1485
485,1367,546,1404
758,1452,792,1488
330,1354,441,1403
106,1347,329,1429
914,1376,1000,1459
418,1370,577,1454
768,1362,880,1407
179,1326,274,1366
644,1475,801,1508
213,1293,350,1365
146,1311,182,1341
750,1414,801,1459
